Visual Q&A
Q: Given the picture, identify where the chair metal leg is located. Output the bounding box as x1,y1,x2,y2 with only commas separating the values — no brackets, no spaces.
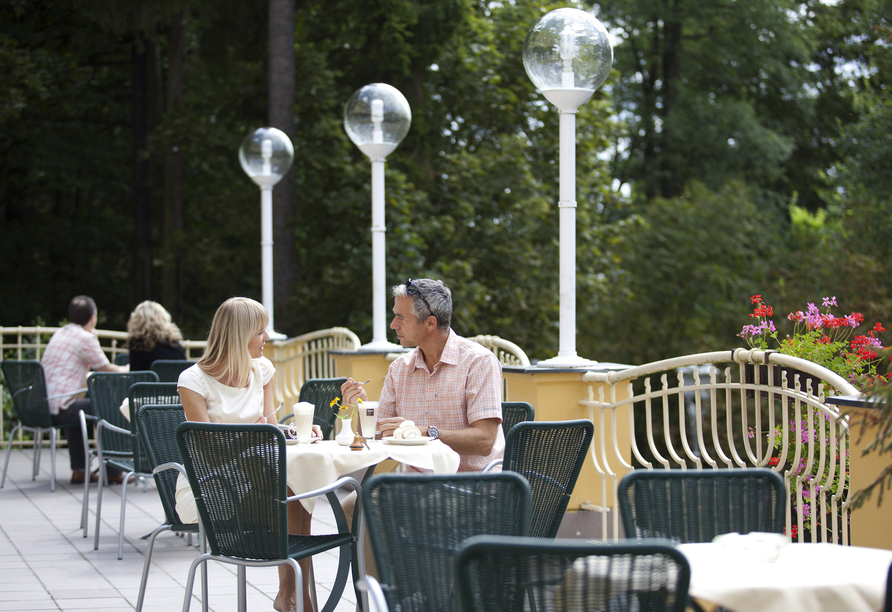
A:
80,412,91,535
32,430,43,480
182,553,212,612
49,429,57,492
1,425,22,489
118,470,137,559
237,565,247,612
290,559,304,612
93,459,106,550
135,524,171,612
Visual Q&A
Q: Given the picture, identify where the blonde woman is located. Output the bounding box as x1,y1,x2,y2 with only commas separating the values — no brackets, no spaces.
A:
176,297,320,612
126,300,187,371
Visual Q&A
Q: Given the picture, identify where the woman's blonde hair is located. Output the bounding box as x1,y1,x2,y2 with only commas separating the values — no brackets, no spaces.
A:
126,301,184,352
197,297,268,388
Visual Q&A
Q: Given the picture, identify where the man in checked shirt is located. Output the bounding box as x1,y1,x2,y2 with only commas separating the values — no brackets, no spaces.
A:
340,278,504,472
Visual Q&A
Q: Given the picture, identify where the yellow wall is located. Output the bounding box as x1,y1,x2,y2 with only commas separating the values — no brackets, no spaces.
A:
504,369,631,509
846,407,892,550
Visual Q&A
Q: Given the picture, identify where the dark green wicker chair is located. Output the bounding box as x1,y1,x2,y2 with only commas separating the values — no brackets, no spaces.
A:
92,380,177,557
617,468,787,543
455,535,691,612
360,472,532,612
500,401,535,437
149,359,195,383
295,377,348,439
80,370,159,538
485,419,595,539
134,403,206,612
0,360,87,492
114,353,130,366
176,422,362,612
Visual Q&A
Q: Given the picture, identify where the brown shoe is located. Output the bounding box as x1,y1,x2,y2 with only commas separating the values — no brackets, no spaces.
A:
105,472,129,485
70,470,100,485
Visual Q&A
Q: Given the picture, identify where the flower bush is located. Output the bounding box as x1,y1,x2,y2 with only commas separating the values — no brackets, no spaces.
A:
739,295,886,389
740,295,887,540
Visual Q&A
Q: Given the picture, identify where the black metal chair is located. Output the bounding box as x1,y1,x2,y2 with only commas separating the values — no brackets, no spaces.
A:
176,422,362,612
500,401,534,437
134,403,207,612
295,377,347,439
455,535,691,612
149,359,195,383
80,371,159,538
485,420,595,539
0,360,87,492
360,472,532,612
92,380,177,558
617,468,787,543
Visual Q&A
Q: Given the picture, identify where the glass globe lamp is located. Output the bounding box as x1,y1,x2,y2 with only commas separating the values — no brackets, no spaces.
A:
239,127,294,187
344,83,412,161
523,8,613,112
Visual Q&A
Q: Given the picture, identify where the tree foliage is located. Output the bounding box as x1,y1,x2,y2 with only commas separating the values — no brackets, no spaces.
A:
0,0,889,368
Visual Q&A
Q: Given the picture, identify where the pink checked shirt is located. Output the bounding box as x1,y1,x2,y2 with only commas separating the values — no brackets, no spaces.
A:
41,323,110,414
379,329,504,472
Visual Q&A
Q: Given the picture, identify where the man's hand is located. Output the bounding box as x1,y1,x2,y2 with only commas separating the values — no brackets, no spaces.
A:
339,378,368,407
377,416,408,438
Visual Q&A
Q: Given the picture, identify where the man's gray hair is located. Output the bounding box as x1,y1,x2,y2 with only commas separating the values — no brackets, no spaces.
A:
393,278,452,330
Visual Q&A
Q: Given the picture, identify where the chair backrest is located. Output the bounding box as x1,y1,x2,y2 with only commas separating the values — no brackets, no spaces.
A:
617,468,787,543
128,382,180,473
150,359,195,383
0,360,52,428
136,404,187,527
362,472,532,612
455,535,691,612
176,422,288,560
88,371,160,456
114,353,130,366
298,377,347,439
500,401,534,437
503,419,595,539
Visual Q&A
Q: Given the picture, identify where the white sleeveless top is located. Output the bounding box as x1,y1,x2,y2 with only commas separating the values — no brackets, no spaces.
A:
174,356,276,523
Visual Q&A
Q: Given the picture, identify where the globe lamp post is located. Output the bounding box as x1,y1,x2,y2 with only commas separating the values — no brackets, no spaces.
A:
523,8,613,367
239,127,294,339
344,83,412,351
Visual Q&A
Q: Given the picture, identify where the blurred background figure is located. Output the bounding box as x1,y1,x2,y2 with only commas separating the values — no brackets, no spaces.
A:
126,301,187,371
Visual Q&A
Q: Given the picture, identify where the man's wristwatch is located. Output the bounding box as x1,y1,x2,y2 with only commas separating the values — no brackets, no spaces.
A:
427,425,440,440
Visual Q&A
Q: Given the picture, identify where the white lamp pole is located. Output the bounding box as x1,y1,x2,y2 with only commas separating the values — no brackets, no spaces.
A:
344,83,412,351
523,8,613,367
238,127,295,339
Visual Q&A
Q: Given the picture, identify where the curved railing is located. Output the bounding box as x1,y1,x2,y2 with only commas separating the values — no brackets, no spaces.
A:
580,348,857,545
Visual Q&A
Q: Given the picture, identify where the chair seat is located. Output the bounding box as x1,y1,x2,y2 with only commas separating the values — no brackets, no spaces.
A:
105,458,136,473
287,532,354,561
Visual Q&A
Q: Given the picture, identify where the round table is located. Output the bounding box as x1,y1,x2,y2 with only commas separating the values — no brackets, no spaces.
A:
678,541,892,612
284,439,461,511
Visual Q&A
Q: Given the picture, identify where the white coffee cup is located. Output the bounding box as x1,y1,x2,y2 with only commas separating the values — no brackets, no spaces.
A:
292,402,315,443
358,401,379,440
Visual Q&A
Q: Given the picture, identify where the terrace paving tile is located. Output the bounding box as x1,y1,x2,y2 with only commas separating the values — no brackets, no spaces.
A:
0,448,358,612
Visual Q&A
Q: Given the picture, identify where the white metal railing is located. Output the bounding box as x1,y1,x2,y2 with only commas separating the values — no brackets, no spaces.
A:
267,327,361,409
580,348,858,545
469,335,531,367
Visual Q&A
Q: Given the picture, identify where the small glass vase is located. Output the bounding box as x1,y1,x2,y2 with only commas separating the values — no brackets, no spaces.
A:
335,416,355,446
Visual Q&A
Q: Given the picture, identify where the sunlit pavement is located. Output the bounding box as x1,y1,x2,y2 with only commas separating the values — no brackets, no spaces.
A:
0,447,356,611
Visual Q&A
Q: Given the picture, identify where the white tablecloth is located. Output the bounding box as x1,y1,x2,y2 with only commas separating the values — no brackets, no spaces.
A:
678,541,892,612
285,440,461,511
